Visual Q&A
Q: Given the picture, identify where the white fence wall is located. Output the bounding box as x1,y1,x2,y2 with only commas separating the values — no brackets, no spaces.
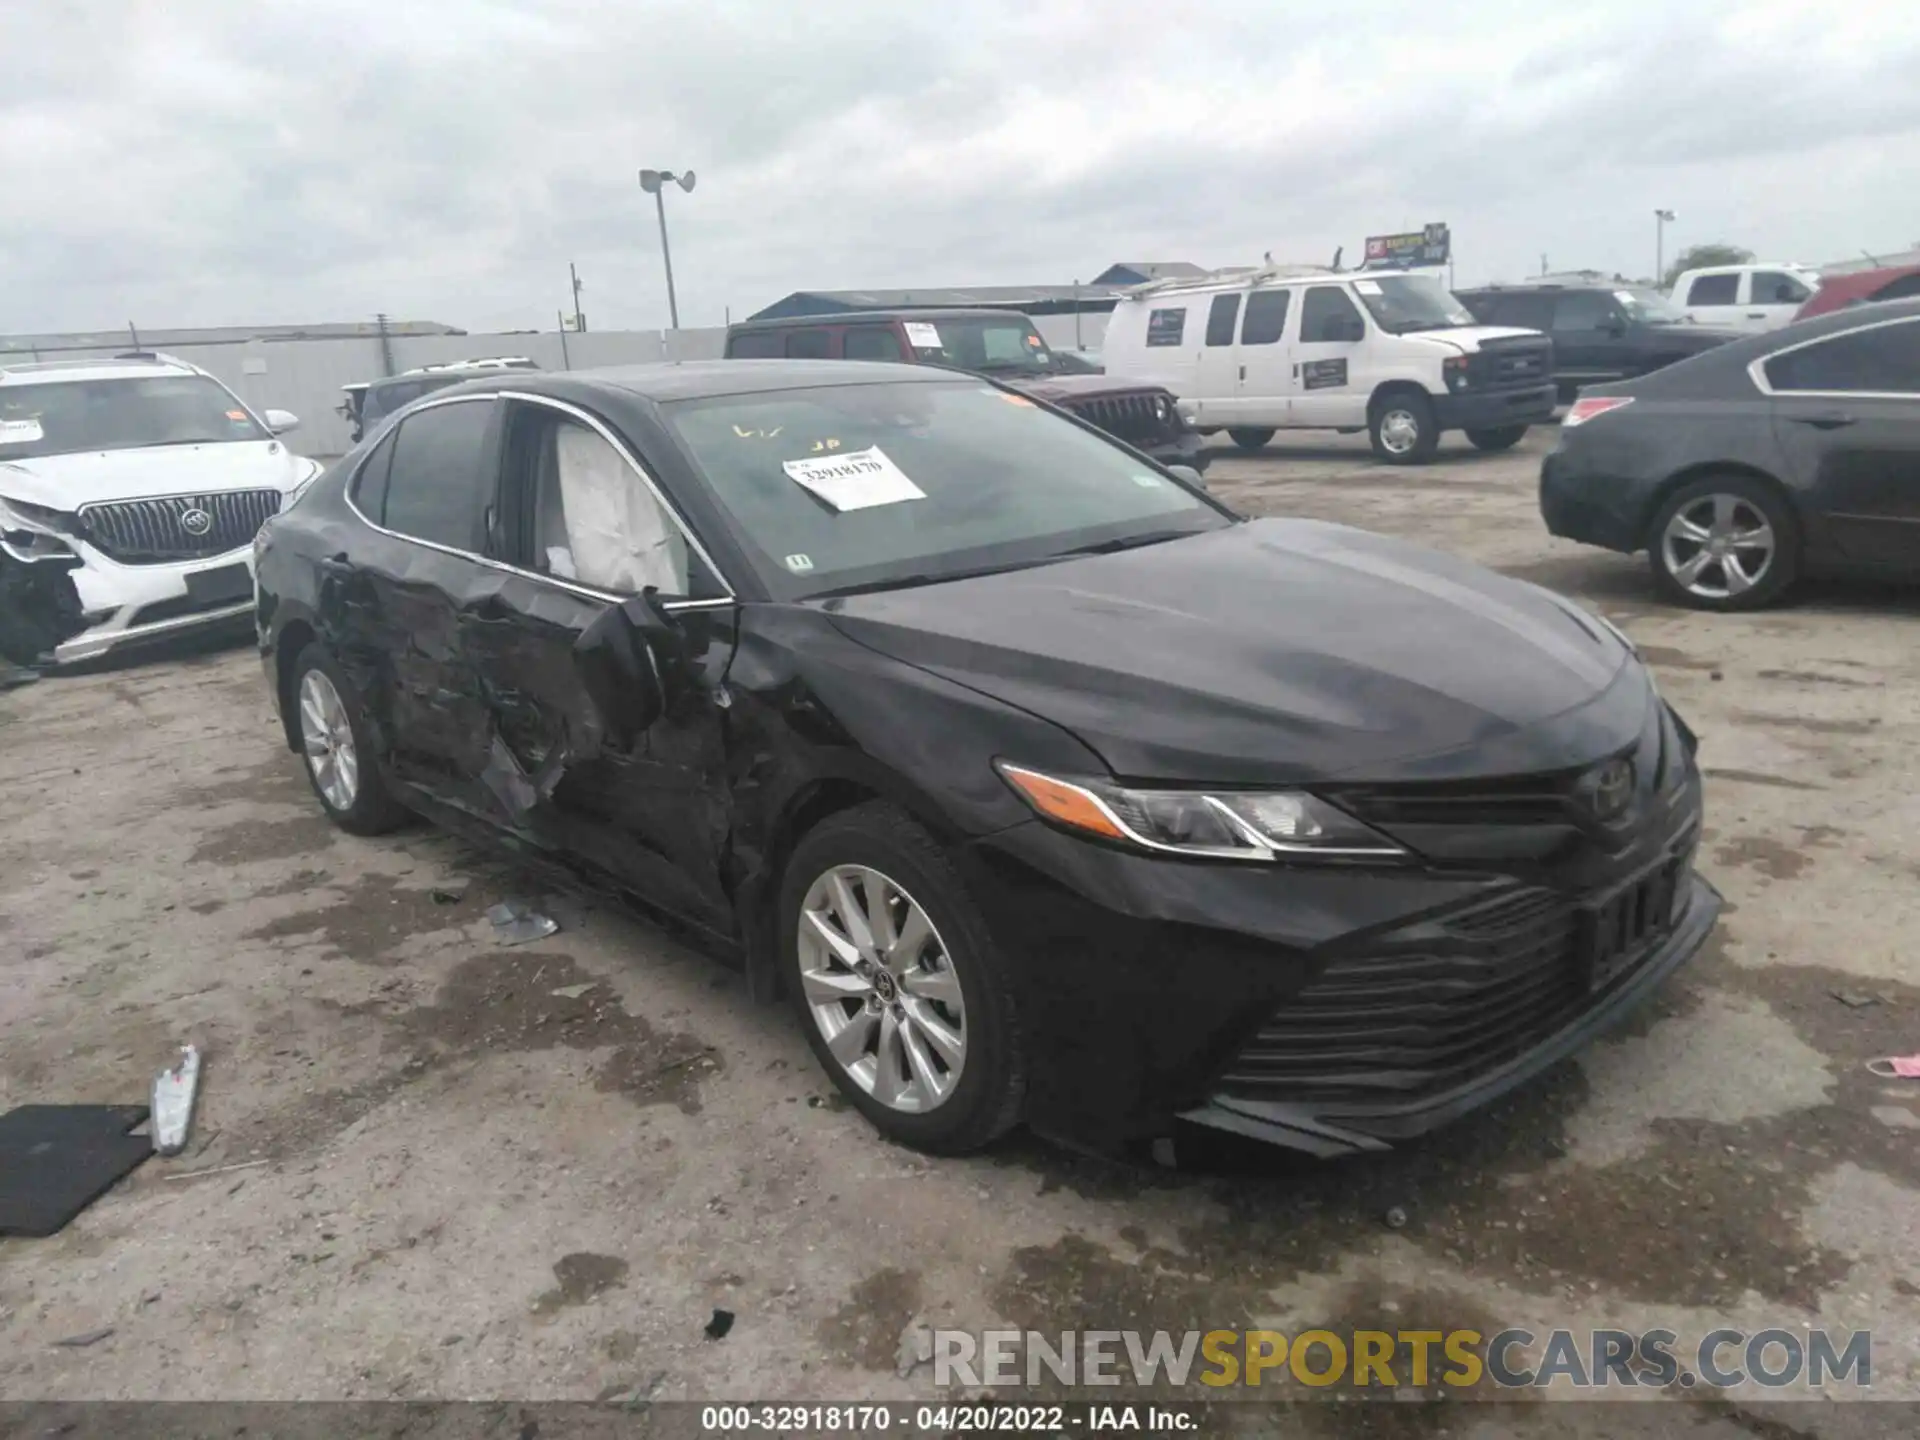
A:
5,315,1105,458
2,328,730,458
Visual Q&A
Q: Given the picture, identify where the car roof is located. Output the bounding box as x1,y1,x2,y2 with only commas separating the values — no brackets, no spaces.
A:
0,355,198,386
729,309,1025,331
1630,295,1920,390
430,358,961,405
1457,280,1649,294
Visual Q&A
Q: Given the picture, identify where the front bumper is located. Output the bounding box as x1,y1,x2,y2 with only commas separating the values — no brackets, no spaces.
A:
19,539,259,665
1141,430,1210,472
963,789,1716,1158
1433,384,1558,431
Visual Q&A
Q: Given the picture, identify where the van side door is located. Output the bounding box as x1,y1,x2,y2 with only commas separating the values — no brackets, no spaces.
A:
1193,292,1244,424
1234,287,1294,428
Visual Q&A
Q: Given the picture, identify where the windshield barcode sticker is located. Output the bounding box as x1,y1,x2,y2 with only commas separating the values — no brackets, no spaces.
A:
0,417,45,443
903,322,942,349
1353,279,1383,295
781,445,926,512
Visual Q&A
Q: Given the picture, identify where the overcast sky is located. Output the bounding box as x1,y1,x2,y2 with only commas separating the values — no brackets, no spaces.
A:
4,0,1919,336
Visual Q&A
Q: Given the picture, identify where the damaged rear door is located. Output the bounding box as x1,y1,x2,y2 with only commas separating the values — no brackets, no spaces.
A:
460,392,740,937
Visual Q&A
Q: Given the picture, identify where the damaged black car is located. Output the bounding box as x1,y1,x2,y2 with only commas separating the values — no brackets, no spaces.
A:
255,361,1720,1159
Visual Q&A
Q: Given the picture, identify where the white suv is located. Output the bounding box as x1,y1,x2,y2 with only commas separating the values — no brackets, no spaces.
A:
0,353,322,667
1100,266,1557,463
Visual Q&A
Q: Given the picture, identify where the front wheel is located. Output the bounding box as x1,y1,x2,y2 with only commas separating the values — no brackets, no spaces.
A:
1647,476,1799,611
1369,392,1440,465
290,642,409,834
1226,427,1274,452
1465,425,1528,453
780,802,1026,1155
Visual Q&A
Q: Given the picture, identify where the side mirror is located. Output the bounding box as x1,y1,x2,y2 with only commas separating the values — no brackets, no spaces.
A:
263,409,300,435
572,590,685,749
1166,464,1206,491
1601,318,1626,337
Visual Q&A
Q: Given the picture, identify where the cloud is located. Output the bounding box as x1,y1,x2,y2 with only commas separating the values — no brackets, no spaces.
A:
3,0,1917,335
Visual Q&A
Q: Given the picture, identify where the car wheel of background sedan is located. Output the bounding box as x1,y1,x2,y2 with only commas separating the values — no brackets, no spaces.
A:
1465,425,1528,453
780,801,1026,1155
291,641,409,835
1648,476,1798,611
1227,428,1274,452
1369,391,1439,465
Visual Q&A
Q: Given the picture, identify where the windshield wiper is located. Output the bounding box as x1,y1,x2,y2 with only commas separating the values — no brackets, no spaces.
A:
803,558,1046,600
1045,528,1197,561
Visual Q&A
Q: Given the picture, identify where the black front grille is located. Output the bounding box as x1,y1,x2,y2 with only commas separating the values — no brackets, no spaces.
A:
1058,392,1178,447
1470,338,1554,387
1215,846,1694,1107
80,490,282,565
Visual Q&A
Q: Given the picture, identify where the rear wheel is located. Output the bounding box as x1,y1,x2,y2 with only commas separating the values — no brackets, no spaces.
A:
1465,425,1528,453
1647,475,1799,611
1227,427,1274,452
1369,391,1440,465
290,642,409,834
781,802,1025,1155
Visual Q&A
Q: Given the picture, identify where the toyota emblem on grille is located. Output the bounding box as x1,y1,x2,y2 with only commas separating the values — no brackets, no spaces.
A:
179,507,213,537
1577,758,1636,823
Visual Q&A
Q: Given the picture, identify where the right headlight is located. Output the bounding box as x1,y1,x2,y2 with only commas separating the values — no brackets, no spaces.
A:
0,493,77,562
995,762,1405,862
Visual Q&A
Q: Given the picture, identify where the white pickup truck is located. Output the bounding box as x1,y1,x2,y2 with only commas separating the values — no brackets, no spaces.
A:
1668,264,1821,332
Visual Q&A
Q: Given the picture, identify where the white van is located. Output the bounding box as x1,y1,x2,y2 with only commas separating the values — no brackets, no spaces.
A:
1100,266,1557,463
1667,264,1821,333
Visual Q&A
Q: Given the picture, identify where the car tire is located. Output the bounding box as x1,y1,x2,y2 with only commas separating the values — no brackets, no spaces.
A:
289,641,410,835
1465,425,1528,453
1227,427,1274,452
1369,391,1440,465
780,801,1026,1155
1646,475,1799,612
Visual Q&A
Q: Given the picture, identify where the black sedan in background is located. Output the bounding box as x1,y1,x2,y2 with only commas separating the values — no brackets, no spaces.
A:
256,360,1718,1160
1541,298,1920,610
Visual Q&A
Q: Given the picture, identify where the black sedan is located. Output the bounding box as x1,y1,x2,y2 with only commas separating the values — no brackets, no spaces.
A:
255,360,1719,1159
1541,298,1920,610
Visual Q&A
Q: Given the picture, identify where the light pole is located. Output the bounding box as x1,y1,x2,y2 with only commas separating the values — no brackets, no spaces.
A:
639,168,696,330
1654,209,1676,286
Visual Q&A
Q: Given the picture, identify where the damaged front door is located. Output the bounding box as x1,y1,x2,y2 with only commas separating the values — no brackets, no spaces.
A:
461,395,739,938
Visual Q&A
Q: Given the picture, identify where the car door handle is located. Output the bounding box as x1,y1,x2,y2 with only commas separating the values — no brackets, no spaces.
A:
1239,365,1246,382
1746,312,1767,319
1790,412,1856,429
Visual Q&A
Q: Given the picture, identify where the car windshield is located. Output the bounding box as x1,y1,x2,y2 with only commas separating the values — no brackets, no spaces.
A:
1352,274,1478,334
663,379,1229,600
0,375,269,460
1344,272,1474,336
1614,288,1689,324
902,317,1058,375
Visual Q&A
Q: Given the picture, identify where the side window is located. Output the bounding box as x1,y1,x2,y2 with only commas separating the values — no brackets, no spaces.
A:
1144,307,1187,347
1686,273,1739,305
1494,294,1555,330
1551,292,1615,332
1240,289,1291,345
1204,294,1241,347
728,331,784,359
381,399,496,551
350,429,398,522
1300,286,1365,343
843,326,904,362
1763,320,1920,395
784,329,833,359
1749,271,1811,305
520,410,720,598
1873,273,1920,302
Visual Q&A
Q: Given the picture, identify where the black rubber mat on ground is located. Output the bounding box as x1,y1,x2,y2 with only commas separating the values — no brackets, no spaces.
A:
0,1105,151,1237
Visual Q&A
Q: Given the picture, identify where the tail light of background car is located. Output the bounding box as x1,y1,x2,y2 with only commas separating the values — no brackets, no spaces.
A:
1563,397,1636,427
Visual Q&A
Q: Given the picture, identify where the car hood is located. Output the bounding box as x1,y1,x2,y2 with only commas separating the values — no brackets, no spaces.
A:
0,441,310,512
1010,374,1166,401
821,519,1639,785
1415,325,1548,354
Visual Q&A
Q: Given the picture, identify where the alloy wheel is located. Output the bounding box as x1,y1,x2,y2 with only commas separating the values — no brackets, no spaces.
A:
1378,409,1421,455
797,864,966,1113
1660,494,1776,601
298,669,359,811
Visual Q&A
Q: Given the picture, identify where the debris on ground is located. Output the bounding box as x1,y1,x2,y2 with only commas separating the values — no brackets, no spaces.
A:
1867,1055,1920,1079
150,1044,203,1157
486,900,560,946
704,1308,735,1341
0,663,41,690
550,983,595,1000
896,1316,936,1378
0,1105,152,1237
430,886,467,905
1383,1205,1410,1230
51,1328,115,1348
1830,989,1880,1009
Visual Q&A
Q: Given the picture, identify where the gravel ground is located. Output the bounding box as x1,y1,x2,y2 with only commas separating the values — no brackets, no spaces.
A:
1,427,1915,1433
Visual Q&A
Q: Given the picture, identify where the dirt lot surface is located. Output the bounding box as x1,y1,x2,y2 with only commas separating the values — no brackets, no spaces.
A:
2,428,1916,1431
